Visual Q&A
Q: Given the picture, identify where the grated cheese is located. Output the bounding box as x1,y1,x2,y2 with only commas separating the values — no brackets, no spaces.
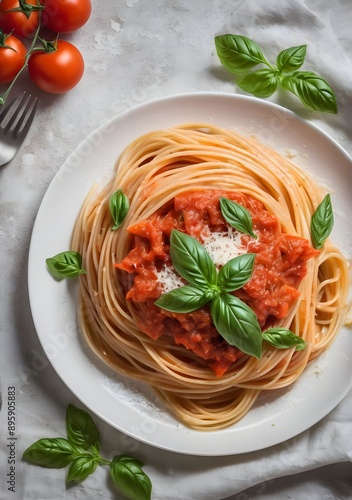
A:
155,227,250,293
202,227,248,267
155,264,184,294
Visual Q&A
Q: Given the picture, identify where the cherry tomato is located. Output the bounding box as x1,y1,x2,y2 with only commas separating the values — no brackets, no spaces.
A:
0,0,40,38
40,0,91,33
0,32,26,84
28,40,84,94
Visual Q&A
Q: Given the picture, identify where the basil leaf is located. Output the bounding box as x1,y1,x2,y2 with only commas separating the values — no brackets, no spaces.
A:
110,455,152,500
22,438,79,468
262,328,306,351
66,404,100,452
220,197,257,238
276,45,306,72
66,455,99,483
170,229,217,287
215,34,269,73
238,69,278,98
155,285,212,313
217,253,255,292
46,251,86,281
109,189,130,230
281,71,337,113
210,294,262,358
310,193,334,249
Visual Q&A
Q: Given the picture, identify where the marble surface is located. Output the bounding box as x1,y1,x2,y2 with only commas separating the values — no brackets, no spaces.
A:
1,0,351,499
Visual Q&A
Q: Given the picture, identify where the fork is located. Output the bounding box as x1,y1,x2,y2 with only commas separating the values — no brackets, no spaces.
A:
0,92,39,166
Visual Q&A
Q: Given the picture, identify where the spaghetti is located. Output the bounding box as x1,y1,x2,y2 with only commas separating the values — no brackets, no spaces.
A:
71,124,349,430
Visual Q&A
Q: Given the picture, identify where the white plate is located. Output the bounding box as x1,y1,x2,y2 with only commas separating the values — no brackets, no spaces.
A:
28,93,352,456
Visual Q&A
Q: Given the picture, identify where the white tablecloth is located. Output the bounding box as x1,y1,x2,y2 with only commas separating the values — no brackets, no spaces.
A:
1,0,351,498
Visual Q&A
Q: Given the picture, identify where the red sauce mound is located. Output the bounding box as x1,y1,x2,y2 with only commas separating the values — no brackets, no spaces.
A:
116,190,318,376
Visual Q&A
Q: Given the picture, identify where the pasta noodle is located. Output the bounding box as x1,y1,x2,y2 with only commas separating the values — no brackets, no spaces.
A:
71,123,350,430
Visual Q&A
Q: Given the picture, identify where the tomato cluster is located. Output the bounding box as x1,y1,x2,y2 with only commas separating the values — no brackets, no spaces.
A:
0,0,91,97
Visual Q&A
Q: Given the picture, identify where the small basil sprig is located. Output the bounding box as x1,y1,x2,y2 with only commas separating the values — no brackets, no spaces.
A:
23,404,152,500
46,251,86,281
155,229,263,358
220,197,257,238
214,34,337,113
156,230,307,359
310,193,334,249
109,189,130,230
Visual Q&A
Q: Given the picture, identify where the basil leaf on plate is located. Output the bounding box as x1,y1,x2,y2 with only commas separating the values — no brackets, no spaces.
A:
262,328,307,351
46,251,86,281
220,197,257,238
155,284,212,313
170,229,217,287
109,189,130,230
210,293,262,358
310,193,334,249
217,253,255,292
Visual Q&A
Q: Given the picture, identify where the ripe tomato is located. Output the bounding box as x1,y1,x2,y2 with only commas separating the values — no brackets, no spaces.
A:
0,32,26,84
28,40,84,94
40,0,91,33
0,0,40,38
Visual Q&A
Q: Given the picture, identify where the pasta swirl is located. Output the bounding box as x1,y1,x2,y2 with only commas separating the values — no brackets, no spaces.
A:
71,124,349,430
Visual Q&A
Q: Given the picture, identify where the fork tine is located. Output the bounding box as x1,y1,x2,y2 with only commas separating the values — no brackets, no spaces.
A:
4,92,29,134
14,95,39,139
0,91,38,166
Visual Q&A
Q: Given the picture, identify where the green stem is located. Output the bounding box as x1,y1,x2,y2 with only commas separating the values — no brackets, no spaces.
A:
98,458,112,466
0,10,42,105
264,60,277,72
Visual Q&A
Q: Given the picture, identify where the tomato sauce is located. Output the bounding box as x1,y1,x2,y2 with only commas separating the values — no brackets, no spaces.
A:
116,190,318,376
